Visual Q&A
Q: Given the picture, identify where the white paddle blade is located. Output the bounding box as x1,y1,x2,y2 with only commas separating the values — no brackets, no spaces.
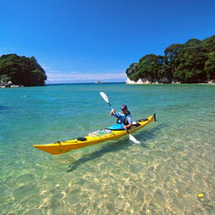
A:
129,134,141,144
100,92,109,104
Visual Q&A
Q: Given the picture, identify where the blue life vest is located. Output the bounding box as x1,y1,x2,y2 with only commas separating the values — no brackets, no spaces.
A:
116,111,131,125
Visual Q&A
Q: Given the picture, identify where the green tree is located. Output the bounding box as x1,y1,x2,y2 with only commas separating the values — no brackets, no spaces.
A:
164,43,184,62
204,52,215,80
125,35,215,83
0,74,10,84
202,35,215,52
0,54,47,86
137,54,164,81
174,39,208,82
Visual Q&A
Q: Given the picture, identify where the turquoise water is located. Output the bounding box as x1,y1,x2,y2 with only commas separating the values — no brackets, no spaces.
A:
0,83,214,214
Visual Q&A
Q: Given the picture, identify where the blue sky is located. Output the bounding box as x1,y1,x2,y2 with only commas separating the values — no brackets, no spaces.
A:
0,0,215,83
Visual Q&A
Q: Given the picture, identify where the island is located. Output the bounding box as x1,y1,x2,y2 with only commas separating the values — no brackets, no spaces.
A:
126,35,215,84
0,54,47,87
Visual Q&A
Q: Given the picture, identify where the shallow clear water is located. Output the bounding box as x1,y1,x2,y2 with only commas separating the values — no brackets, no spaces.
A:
0,83,214,214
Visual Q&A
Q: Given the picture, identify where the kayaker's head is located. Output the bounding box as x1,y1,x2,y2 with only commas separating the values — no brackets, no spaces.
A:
121,104,128,113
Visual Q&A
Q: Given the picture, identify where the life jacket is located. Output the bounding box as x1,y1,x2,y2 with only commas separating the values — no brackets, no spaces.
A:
116,111,131,125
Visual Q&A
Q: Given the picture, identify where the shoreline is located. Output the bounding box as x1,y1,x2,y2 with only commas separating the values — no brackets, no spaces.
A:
125,78,215,85
0,84,24,88
1,81,215,88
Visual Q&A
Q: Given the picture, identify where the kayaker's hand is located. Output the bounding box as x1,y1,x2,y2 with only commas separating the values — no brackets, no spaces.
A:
110,108,115,115
124,124,132,129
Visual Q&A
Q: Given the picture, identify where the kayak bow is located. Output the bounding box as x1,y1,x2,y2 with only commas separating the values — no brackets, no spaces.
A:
33,114,155,155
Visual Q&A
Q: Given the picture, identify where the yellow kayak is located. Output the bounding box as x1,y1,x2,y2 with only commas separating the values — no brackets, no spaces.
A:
33,114,155,155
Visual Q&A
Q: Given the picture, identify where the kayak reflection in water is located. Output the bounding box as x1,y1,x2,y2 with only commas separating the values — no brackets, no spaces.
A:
110,104,132,130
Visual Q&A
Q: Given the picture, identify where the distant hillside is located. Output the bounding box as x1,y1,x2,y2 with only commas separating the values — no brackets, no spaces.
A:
126,35,215,83
0,54,47,86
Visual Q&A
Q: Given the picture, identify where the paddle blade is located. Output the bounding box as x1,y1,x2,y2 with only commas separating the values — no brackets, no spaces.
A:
129,134,141,144
100,92,109,104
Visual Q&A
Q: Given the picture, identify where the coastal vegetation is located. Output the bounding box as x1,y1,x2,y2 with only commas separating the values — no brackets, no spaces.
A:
126,35,215,83
0,54,47,87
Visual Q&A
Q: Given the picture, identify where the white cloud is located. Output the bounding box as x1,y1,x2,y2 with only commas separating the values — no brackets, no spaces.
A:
45,68,127,83
42,66,52,70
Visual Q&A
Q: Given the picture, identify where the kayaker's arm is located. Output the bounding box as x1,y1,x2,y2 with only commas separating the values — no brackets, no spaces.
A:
110,109,120,118
110,108,115,115
123,124,132,129
123,114,132,129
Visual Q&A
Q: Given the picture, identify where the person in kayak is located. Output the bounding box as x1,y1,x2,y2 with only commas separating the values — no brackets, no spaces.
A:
110,104,132,129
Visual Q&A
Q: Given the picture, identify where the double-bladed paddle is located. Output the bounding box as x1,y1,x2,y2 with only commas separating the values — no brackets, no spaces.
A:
100,92,141,144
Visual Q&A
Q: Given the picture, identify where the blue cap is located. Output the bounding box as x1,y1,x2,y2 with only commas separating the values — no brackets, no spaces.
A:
121,104,127,111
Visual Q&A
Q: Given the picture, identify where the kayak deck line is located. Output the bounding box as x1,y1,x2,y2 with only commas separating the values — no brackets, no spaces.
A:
33,114,155,155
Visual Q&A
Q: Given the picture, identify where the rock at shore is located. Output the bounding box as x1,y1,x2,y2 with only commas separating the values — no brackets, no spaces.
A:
126,77,215,85
126,78,151,85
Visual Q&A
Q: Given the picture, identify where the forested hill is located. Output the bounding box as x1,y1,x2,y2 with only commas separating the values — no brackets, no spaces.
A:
126,35,215,83
0,54,47,86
